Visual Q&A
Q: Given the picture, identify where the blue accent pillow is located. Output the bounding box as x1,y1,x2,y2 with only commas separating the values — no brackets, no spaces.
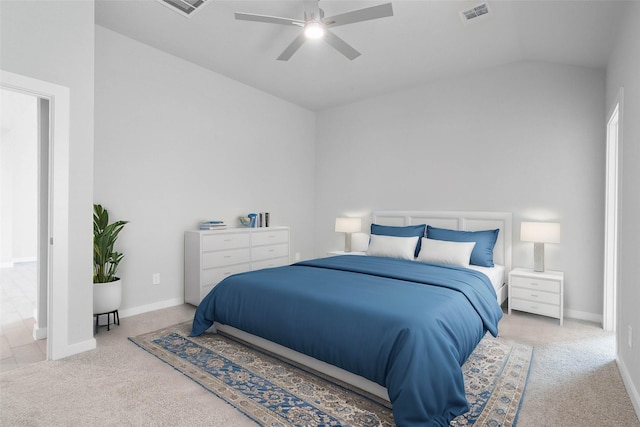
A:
426,225,499,267
371,224,426,258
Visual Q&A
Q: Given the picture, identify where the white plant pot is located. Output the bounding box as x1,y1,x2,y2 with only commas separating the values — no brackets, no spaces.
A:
93,278,122,314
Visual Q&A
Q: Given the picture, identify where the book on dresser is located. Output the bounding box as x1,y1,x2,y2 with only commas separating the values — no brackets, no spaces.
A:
184,226,290,306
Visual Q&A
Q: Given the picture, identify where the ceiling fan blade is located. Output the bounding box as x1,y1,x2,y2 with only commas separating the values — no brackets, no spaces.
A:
235,12,304,26
277,32,307,61
324,30,361,60
325,3,393,28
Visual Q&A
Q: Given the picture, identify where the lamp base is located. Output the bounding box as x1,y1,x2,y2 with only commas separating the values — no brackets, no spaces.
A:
344,233,352,252
533,242,545,272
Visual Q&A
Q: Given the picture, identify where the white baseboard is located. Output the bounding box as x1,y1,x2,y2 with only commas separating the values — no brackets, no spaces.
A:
564,308,603,325
13,257,37,263
118,297,184,319
49,338,97,361
617,355,640,421
33,324,47,340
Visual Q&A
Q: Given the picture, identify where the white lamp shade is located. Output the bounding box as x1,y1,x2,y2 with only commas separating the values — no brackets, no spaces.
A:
335,217,362,233
520,222,561,243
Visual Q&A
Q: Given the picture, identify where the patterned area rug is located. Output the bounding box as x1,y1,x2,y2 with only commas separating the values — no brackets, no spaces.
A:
129,322,532,427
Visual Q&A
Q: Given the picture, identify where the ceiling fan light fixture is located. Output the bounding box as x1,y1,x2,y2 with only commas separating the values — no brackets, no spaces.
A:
304,22,325,39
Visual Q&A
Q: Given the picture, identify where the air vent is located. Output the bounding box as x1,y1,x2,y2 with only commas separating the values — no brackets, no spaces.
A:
156,0,211,18
460,3,491,24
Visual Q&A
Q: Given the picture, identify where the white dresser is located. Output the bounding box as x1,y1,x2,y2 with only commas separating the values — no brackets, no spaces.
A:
184,227,290,305
508,268,564,325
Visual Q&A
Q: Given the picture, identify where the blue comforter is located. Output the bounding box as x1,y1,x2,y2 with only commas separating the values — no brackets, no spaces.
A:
191,255,503,426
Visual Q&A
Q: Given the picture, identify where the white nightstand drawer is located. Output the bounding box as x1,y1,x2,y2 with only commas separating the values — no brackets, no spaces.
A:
203,233,250,251
251,243,289,261
511,287,560,305
203,248,251,268
510,298,561,318
201,263,250,286
510,275,559,293
251,229,288,246
252,257,289,271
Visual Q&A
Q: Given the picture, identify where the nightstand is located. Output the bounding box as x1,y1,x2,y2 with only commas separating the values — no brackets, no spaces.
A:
508,268,564,325
327,250,367,256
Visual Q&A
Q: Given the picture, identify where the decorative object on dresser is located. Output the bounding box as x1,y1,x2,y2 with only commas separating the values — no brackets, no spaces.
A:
508,267,564,325
520,221,560,272
93,204,128,332
184,227,290,305
334,217,362,252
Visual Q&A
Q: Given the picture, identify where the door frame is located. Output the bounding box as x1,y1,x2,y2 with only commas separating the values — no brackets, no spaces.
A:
1,70,71,360
603,88,623,332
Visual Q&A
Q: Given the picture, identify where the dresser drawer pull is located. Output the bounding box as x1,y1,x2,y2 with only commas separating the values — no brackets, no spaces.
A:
530,282,539,286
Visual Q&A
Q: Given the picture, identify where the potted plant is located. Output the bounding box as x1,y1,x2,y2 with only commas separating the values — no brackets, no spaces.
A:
93,204,128,316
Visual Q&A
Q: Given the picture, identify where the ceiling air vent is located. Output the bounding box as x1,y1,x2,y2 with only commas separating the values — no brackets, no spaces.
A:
156,0,211,18
460,3,491,24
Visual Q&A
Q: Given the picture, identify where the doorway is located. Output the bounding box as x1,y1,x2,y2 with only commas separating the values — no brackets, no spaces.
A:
1,87,49,368
603,89,623,332
1,69,74,360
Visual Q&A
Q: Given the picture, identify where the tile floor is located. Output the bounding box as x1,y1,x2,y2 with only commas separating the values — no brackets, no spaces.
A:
0,262,46,372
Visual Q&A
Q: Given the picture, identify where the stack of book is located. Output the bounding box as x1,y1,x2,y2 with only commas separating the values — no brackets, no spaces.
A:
199,220,226,230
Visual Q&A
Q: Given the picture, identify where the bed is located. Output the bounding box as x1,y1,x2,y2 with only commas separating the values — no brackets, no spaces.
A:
191,211,512,426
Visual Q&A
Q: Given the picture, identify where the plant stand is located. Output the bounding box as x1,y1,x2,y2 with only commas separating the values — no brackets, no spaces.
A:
94,310,120,334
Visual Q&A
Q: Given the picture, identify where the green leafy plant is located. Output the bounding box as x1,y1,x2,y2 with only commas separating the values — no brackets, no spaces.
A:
93,204,128,283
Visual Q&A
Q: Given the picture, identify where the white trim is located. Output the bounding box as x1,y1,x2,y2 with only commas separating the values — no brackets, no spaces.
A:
0,70,78,360
603,88,623,332
11,257,37,263
118,297,184,319
33,325,47,341
564,308,603,324
617,355,640,420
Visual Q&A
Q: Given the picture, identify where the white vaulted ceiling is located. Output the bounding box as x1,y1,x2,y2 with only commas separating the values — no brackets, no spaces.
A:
95,0,628,111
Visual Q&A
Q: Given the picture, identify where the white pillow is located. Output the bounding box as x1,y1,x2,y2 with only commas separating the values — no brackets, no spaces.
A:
366,235,419,260
416,238,476,267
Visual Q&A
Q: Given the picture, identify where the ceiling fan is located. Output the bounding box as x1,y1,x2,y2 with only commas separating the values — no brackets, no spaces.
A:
234,1,394,61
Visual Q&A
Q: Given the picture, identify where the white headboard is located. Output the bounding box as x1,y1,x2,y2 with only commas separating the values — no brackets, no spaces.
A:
371,211,512,272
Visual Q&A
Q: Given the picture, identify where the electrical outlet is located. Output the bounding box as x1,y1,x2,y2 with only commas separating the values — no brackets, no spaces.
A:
152,273,160,285
629,325,633,348
295,252,301,261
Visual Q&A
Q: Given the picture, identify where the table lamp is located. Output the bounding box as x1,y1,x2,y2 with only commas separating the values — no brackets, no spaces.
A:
335,217,362,252
520,221,560,272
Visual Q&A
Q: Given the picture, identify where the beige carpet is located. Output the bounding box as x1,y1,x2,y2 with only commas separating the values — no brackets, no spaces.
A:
1,304,639,426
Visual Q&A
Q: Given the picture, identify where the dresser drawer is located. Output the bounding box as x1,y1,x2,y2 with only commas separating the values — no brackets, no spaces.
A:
251,229,289,246
202,233,250,251
201,263,251,286
203,248,250,268
510,275,559,293
511,287,560,305
252,257,289,271
251,243,289,262
510,298,561,318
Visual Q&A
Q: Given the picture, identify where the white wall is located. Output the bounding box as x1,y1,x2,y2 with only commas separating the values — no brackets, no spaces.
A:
94,26,316,316
606,1,640,416
315,61,606,321
0,0,95,349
